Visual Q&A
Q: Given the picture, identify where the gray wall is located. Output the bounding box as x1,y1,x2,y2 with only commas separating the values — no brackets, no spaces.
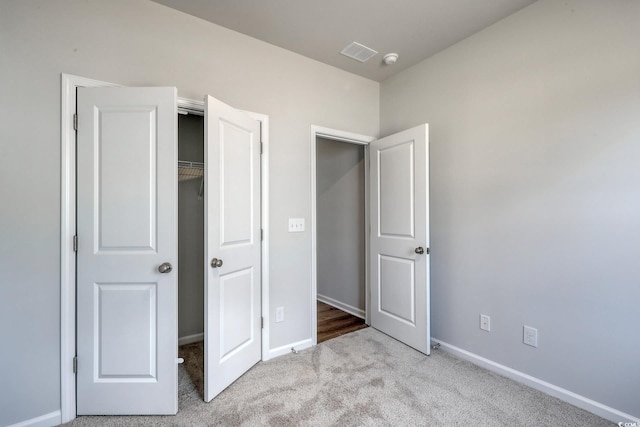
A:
381,0,640,417
0,1,378,424
3,0,636,423
316,138,365,313
178,115,204,339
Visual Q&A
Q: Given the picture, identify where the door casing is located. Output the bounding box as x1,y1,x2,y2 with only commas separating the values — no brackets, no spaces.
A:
310,125,376,344
60,73,270,423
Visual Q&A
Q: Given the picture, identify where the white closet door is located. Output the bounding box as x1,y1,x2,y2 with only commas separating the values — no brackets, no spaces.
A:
76,87,178,414
204,95,262,402
370,124,430,354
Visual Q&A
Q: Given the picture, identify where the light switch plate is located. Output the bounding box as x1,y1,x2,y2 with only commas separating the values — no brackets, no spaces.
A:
288,218,305,232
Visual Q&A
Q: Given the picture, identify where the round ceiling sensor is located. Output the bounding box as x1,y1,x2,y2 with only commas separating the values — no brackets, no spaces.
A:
383,53,399,65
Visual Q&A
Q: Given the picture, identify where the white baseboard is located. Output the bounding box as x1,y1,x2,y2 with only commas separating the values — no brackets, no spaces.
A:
264,338,313,361
7,410,61,427
178,332,204,346
317,294,365,319
431,338,639,424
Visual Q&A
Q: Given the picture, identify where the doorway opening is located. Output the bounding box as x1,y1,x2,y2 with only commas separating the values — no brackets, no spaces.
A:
177,111,206,397
310,125,375,345
315,137,368,342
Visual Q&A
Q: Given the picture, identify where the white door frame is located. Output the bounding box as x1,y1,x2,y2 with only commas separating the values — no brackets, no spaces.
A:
310,125,376,345
60,73,270,423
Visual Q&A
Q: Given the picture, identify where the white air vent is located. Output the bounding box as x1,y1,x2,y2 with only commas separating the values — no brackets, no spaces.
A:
340,42,378,63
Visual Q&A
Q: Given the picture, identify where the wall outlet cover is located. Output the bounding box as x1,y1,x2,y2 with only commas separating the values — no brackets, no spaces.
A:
523,325,538,347
480,314,490,332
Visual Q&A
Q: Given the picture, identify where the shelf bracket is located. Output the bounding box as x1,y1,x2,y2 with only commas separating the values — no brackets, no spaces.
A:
198,177,204,200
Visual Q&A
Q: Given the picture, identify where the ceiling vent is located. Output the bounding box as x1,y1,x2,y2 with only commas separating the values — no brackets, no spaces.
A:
340,42,378,63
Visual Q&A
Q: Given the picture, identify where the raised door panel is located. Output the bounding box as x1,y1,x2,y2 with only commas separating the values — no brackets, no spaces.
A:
378,141,415,239
378,255,415,325
95,284,157,380
220,120,255,247
96,107,158,252
219,268,255,361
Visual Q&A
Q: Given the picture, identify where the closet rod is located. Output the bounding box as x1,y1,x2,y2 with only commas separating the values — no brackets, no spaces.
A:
178,107,204,116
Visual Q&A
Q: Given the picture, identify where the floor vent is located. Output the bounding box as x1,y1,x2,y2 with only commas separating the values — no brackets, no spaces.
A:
340,42,378,63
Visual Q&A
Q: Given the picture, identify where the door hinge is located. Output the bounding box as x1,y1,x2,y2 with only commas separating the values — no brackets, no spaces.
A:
73,356,78,374
259,122,263,143
261,229,264,241
426,247,430,255
73,114,78,131
73,235,78,252
261,316,264,329
260,142,263,155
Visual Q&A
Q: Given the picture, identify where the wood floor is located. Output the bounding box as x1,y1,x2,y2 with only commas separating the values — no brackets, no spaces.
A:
317,301,368,343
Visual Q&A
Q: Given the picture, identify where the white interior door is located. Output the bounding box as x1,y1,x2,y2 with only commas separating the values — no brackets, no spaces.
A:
370,124,430,354
205,95,262,402
76,87,178,414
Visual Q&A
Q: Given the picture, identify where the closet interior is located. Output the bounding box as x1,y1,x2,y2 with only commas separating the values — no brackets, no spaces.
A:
177,112,205,389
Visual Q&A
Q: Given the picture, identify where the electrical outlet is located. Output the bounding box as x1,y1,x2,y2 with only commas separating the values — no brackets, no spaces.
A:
275,307,284,323
523,325,538,347
288,218,305,232
480,314,490,332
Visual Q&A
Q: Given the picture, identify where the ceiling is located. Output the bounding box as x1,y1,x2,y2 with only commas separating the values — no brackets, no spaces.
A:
152,0,536,82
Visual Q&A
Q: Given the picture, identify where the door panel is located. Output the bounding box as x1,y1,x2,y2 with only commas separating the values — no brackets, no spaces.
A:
379,141,414,238
220,268,254,360
205,95,261,402
370,124,430,354
96,283,157,379
220,120,254,246
379,255,415,325
97,106,158,250
76,87,178,415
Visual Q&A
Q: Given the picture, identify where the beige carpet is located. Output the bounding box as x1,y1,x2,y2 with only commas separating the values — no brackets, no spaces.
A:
66,328,611,426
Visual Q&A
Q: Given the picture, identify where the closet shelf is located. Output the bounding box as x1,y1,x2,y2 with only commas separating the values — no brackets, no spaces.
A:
178,160,204,182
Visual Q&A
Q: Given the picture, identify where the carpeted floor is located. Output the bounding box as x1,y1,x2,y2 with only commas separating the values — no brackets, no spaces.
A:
66,328,611,426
